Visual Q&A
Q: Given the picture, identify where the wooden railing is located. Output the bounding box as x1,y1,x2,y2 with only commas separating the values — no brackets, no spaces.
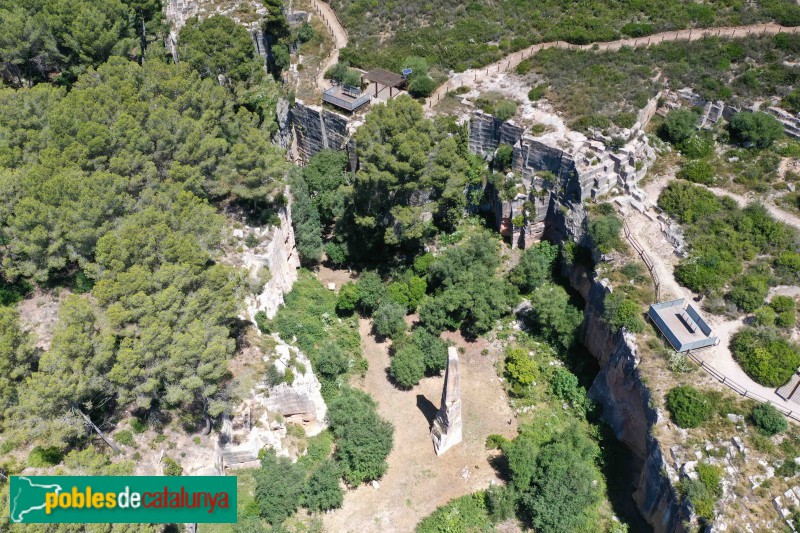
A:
686,350,800,422
426,24,800,109
622,217,661,300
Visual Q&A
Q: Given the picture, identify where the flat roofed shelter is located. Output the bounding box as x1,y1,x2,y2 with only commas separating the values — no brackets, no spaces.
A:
364,68,406,98
322,85,371,112
648,299,719,352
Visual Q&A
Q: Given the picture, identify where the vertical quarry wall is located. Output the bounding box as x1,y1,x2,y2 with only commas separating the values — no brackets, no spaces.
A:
291,100,352,161
543,205,692,533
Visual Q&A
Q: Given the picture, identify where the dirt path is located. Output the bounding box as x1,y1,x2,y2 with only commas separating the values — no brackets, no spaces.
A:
310,0,348,91
706,186,800,228
322,320,517,532
426,23,800,109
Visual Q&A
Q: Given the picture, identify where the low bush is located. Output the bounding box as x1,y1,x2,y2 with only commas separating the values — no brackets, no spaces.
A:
603,292,644,333
162,456,182,476
729,111,784,148
504,347,537,395
678,159,715,185
28,446,64,467
115,430,135,447
750,403,788,436
731,327,800,387
389,344,425,389
588,212,623,254
666,385,712,428
679,463,722,521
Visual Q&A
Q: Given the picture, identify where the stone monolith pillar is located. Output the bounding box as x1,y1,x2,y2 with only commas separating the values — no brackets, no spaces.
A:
431,346,462,455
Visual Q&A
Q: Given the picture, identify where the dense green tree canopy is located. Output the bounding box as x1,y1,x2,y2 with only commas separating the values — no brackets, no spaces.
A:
729,111,784,148
0,54,289,446
0,0,140,86
337,96,483,260
419,230,516,337
178,15,264,86
327,387,394,485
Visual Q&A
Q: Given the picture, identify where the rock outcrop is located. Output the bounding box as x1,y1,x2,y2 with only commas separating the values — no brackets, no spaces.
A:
260,339,328,437
240,204,301,321
469,110,656,248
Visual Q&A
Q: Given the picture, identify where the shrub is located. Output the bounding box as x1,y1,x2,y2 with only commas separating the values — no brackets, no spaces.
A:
356,272,386,315
494,100,518,121
588,212,623,254
770,295,795,313
678,131,714,158
372,301,407,339
255,449,304,524
603,292,644,333
389,344,425,389
548,367,588,412
663,109,698,144
528,84,547,101
495,144,513,170
162,456,182,476
413,252,435,275
303,460,344,512
777,309,796,328
28,446,64,467
727,274,769,312
410,328,448,375
485,485,515,523
731,327,800,387
508,241,558,294
417,492,491,533
130,418,148,434
729,111,784,148
408,75,436,98
327,388,393,485
679,463,722,521
614,111,637,129
504,347,536,394
254,310,269,333
678,159,715,185
115,430,135,447
750,403,788,436
336,282,360,315
754,306,777,327
666,386,712,428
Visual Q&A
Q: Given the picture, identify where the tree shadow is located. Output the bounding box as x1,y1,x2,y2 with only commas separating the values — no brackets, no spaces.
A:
416,394,438,427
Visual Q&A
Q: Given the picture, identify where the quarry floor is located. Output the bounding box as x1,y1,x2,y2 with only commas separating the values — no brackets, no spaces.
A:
317,271,518,532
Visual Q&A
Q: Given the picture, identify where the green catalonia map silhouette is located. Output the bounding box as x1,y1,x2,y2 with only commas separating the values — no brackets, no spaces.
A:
10,477,63,523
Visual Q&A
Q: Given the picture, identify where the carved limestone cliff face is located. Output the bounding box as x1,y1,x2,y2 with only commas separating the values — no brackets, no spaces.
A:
546,202,693,533
240,205,301,321
260,339,328,437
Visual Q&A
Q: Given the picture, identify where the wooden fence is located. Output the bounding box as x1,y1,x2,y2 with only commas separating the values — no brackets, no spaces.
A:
427,23,800,109
622,218,661,301
686,350,800,422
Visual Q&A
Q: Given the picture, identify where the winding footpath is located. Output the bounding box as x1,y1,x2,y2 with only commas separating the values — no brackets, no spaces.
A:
425,23,800,109
310,0,348,91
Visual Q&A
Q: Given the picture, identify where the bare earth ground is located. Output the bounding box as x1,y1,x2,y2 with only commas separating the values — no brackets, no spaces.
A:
323,319,517,532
